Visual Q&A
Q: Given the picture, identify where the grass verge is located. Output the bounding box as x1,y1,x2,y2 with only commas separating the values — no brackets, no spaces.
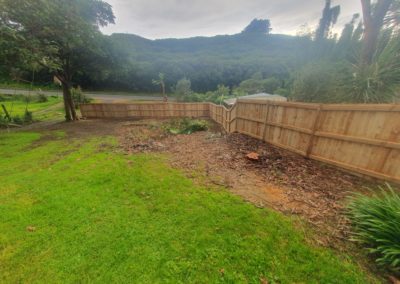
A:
0,95,63,122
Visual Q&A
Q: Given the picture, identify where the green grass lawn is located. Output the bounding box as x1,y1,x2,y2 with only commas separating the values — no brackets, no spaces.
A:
0,131,378,283
0,81,61,91
0,96,63,121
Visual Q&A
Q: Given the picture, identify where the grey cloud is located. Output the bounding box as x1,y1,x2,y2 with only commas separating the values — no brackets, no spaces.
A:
101,0,361,39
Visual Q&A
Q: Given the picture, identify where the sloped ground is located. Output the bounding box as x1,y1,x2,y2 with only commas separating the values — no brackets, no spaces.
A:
117,119,383,251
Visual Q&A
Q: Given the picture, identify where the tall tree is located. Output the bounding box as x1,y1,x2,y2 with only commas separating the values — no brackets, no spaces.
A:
315,0,341,41
361,0,394,64
175,77,192,102
0,0,115,121
242,19,272,35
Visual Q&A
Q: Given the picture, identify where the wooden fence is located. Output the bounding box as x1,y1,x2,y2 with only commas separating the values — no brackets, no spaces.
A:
81,101,400,183
80,103,210,118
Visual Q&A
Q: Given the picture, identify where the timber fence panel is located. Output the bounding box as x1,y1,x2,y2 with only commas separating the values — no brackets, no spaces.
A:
81,103,210,119
228,100,400,183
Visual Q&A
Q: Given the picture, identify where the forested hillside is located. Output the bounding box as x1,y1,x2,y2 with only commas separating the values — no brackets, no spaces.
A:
78,24,314,92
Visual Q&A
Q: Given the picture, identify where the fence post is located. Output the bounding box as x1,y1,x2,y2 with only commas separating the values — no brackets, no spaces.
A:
306,104,323,158
227,109,232,133
261,102,270,141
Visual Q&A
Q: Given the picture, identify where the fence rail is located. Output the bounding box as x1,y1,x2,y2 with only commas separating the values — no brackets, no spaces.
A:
81,101,400,183
80,103,210,118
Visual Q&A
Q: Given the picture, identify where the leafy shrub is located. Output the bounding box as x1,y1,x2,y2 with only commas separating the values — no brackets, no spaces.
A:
292,61,352,103
347,184,400,271
23,110,33,123
0,115,8,127
35,93,48,103
71,86,92,109
12,115,23,125
22,95,34,103
174,77,192,102
164,118,208,134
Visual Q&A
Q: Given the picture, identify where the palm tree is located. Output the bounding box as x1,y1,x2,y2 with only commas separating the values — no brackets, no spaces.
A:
152,73,167,102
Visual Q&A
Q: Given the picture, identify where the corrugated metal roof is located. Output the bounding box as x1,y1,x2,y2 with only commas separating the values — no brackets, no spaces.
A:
224,93,287,105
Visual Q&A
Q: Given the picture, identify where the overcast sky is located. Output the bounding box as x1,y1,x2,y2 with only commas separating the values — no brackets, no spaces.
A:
101,0,361,39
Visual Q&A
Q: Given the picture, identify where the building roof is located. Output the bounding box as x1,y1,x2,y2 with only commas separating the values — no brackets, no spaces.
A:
224,93,287,106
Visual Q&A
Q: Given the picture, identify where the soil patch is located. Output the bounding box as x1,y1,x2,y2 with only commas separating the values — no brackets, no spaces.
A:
118,119,383,250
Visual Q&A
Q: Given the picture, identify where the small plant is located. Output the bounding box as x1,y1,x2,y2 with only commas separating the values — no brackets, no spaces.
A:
71,86,92,109
164,118,208,134
23,110,33,123
35,93,48,103
22,95,33,103
347,184,400,271
0,115,8,127
12,115,23,125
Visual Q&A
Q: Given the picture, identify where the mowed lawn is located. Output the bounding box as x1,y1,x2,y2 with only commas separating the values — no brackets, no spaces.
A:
0,131,376,283
0,96,63,121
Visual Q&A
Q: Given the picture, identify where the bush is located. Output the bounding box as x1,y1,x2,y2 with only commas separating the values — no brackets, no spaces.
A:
71,86,92,108
164,118,208,134
12,115,23,125
291,61,352,103
23,110,33,123
175,77,192,102
22,95,34,103
35,93,48,103
0,115,8,127
347,184,400,271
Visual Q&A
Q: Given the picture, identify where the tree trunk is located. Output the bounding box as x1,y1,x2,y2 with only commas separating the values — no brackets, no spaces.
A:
361,0,393,64
161,82,167,102
62,82,72,121
61,81,78,121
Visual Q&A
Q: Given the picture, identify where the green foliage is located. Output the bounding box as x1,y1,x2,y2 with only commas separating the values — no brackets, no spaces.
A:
174,77,192,101
84,29,314,93
10,115,23,125
242,18,271,34
0,95,63,123
0,131,379,282
292,62,352,102
71,86,92,108
36,93,48,103
238,79,264,94
0,0,116,120
315,0,341,41
180,84,235,104
237,76,280,95
292,30,400,103
0,0,115,74
347,184,400,271
349,32,400,103
0,109,33,126
275,87,290,97
22,109,33,123
164,118,208,134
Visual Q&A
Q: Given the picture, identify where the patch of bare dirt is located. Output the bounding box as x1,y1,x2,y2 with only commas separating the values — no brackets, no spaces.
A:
118,119,383,250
